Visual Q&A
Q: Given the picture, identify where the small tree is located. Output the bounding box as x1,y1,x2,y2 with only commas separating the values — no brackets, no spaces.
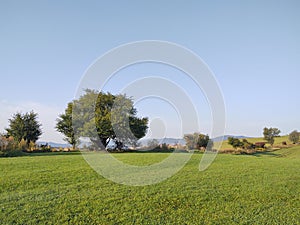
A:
184,133,198,150
6,111,42,148
5,113,24,143
184,133,210,150
197,134,210,149
56,103,78,150
289,130,299,144
228,137,243,149
263,127,281,146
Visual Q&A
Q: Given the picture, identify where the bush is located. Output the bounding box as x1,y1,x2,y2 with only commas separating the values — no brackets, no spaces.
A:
18,139,27,151
289,130,299,144
0,150,26,157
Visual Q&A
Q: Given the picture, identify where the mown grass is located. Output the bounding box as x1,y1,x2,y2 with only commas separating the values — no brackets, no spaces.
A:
0,147,300,224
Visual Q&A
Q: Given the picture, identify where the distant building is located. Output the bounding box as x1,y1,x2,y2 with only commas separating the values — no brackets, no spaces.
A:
255,142,267,148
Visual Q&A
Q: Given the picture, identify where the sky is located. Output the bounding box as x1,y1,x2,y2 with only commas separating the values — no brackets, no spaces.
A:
0,0,299,143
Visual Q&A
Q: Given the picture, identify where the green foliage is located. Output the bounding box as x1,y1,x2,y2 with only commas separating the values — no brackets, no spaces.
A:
197,134,210,149
241,139,255,149
228,137,243,149
5,111,42,147
228,137,256,150
289,130,299,144
5,113,24,143
56,103,78,149
0,149,26,157
263,127,281,146
0,148,300,224
184,133,210,150
72,89,148,149
184,133,198,149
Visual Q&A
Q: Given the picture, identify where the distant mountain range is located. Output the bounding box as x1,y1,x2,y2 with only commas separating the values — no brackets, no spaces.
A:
38,135,251,148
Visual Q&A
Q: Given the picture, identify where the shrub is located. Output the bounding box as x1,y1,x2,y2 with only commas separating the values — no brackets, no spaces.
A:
289,130,299,144
18,139,27,151
0,149,26,157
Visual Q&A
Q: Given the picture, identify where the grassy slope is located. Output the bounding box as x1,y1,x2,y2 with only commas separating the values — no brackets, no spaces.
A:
0,148,300,224
218,135,291,150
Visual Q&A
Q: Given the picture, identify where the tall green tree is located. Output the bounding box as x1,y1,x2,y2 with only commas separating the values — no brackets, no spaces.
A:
6,111,42,146
289,130,299,144
72,89,148,150
263,127,281,146
184,133,198,150
197,134,210,149
56,103,78,150
184,133,210,150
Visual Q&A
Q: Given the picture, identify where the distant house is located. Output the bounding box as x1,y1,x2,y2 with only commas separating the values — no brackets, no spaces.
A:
255,142,267,148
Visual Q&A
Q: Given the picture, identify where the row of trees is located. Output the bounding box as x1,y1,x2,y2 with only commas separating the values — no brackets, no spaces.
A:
1,90,149,152
2,89,299,153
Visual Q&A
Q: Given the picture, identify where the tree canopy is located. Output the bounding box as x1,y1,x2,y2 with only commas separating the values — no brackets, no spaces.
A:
227,137,243,149
228,137,255,150
263,127,281,146
289,130,299,144
56,103,78,149
6,111,42,146
72,89,148,150
184,133,210,150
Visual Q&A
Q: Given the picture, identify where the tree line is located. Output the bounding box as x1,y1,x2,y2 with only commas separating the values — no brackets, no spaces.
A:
1,89,299,155
1,90,148,153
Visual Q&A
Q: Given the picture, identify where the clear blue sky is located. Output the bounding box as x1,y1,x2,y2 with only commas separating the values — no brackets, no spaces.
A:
0,0,299,143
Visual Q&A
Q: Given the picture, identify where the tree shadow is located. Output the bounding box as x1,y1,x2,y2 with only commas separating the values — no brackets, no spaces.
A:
24,151,82,157
251,151,280,157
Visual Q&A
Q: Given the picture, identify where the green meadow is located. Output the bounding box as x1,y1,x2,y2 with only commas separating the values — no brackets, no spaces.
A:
1,147,300,224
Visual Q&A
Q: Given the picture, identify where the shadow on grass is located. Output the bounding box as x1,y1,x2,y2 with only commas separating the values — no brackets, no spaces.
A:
251,151,280,157
23,151,82,157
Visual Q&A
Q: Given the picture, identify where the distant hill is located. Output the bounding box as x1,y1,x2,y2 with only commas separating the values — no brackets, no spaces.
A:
211,135,251,142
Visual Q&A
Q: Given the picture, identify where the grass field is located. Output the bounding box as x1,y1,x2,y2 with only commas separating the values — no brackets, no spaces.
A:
1,147,300,224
